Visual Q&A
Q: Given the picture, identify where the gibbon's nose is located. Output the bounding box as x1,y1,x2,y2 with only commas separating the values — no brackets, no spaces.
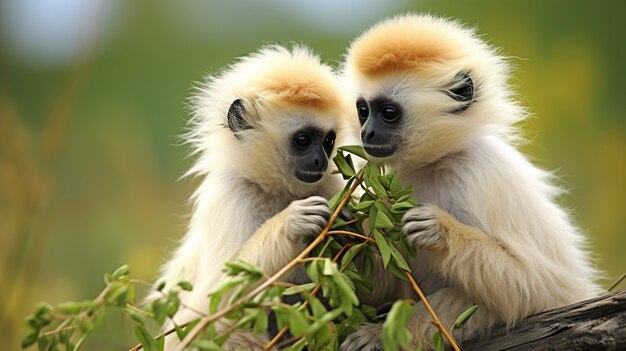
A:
312,156,328,172
361,129,375,142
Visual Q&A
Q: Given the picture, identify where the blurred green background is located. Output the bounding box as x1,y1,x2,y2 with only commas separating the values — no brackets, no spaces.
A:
1,0,624,349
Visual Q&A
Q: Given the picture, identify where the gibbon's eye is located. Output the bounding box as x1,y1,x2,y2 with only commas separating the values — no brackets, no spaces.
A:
323,130,336,155
293,133,312,149
381,105,399,122
356,99,369,123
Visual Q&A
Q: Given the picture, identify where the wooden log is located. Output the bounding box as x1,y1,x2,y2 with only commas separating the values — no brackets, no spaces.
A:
462,290,626,350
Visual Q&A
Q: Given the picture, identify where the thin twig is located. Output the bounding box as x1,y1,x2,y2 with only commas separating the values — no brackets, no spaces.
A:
299,257,328,263
131,279,208,317
608,271,626,292
404,271,460,351
166,170,365,351
263,242,353,350
327,230,376,243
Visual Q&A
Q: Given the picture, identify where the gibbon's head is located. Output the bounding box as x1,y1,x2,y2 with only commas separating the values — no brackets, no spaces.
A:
189,45,351,195
344,13,525,168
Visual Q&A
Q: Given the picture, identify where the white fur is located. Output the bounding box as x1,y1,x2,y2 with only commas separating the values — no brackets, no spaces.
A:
153,45,349,350
341,13,602,350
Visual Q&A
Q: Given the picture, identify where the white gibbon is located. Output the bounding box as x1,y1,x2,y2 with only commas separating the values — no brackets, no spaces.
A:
340,13,602,350
154,45,352,349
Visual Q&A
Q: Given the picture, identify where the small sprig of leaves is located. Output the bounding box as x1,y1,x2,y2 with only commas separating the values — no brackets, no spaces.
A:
23,146,476,351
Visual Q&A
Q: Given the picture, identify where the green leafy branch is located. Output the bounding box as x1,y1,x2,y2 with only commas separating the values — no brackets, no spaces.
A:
22,146,477,351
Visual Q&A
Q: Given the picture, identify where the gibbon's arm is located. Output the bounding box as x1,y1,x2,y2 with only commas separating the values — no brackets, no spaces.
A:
402,143,590,321
234,195,330,278
403,205,541,321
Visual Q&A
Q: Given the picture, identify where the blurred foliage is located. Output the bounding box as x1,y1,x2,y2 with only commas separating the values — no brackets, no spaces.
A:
1,0,625,349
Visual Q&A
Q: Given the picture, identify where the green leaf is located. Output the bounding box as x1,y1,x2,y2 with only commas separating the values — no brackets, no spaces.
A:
387,259,409,281
375,209,394,229
306,308,345,336
389,245,411,271
253,309,268,335
287,309,311,337
207,275,247,313
167,294,181,318
175,318,200,340
382,300,413,351
307,296,328,318
332,273,359,316
156,281,166,292
390,201,414,213
352,200,374,211
21,329,39,348
361,304,377,321
379,174,390,188
177,281,193,291
330,217,347,230
194,340,223,351
389,173,401,193
338,145,368,160
57,301,91,315
282,283,317,296
37,335,50,351
155,335,164,351
341,243,364,267
328,179,353,211
112,264,130,280
135,324,157,351
453,305,478,329
432,330,444,351
322,259,338,276
224,260,264,278
333,150,356,178
365,164,387,198
305,261,320,283
288,337,307,351
34,302,53,319
373,230,391,267
369,205,378,233
151,299,168,326
105,283,130,305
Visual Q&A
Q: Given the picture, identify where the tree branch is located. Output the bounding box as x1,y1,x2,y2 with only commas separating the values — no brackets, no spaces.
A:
462,290,626,350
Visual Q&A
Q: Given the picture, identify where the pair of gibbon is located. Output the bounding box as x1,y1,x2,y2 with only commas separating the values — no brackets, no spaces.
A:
155,13,601,350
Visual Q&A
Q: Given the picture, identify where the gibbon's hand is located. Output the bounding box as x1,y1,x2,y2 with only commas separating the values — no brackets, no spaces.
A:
402,204,447,251
286,196,330,242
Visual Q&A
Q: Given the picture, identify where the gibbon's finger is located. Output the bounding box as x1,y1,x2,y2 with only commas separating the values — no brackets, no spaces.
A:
402,205,436,223
402,218,438,235
302,206,331,220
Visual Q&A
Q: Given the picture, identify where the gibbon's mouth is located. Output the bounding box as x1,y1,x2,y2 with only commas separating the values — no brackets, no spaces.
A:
363,143,396,158
295,169,324,183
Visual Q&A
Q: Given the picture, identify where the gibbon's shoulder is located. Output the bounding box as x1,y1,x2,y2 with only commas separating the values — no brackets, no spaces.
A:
346,13,494,78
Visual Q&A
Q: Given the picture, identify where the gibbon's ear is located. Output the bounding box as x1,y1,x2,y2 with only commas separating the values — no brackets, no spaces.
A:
227,99,252,139
448,71,474,113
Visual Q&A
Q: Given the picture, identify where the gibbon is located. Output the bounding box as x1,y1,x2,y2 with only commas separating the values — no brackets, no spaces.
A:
154,45,351,349
340,14,602,350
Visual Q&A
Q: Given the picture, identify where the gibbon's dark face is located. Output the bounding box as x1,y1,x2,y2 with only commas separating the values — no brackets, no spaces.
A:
290,127,336,183
357,96,403,158
356,71,475,158
227,98,336,183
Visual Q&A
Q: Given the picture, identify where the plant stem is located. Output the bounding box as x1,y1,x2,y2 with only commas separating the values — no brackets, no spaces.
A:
403,271,460,351
263,242,352,351
169,170,365,351
327,230,376,243
608,271,626,292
